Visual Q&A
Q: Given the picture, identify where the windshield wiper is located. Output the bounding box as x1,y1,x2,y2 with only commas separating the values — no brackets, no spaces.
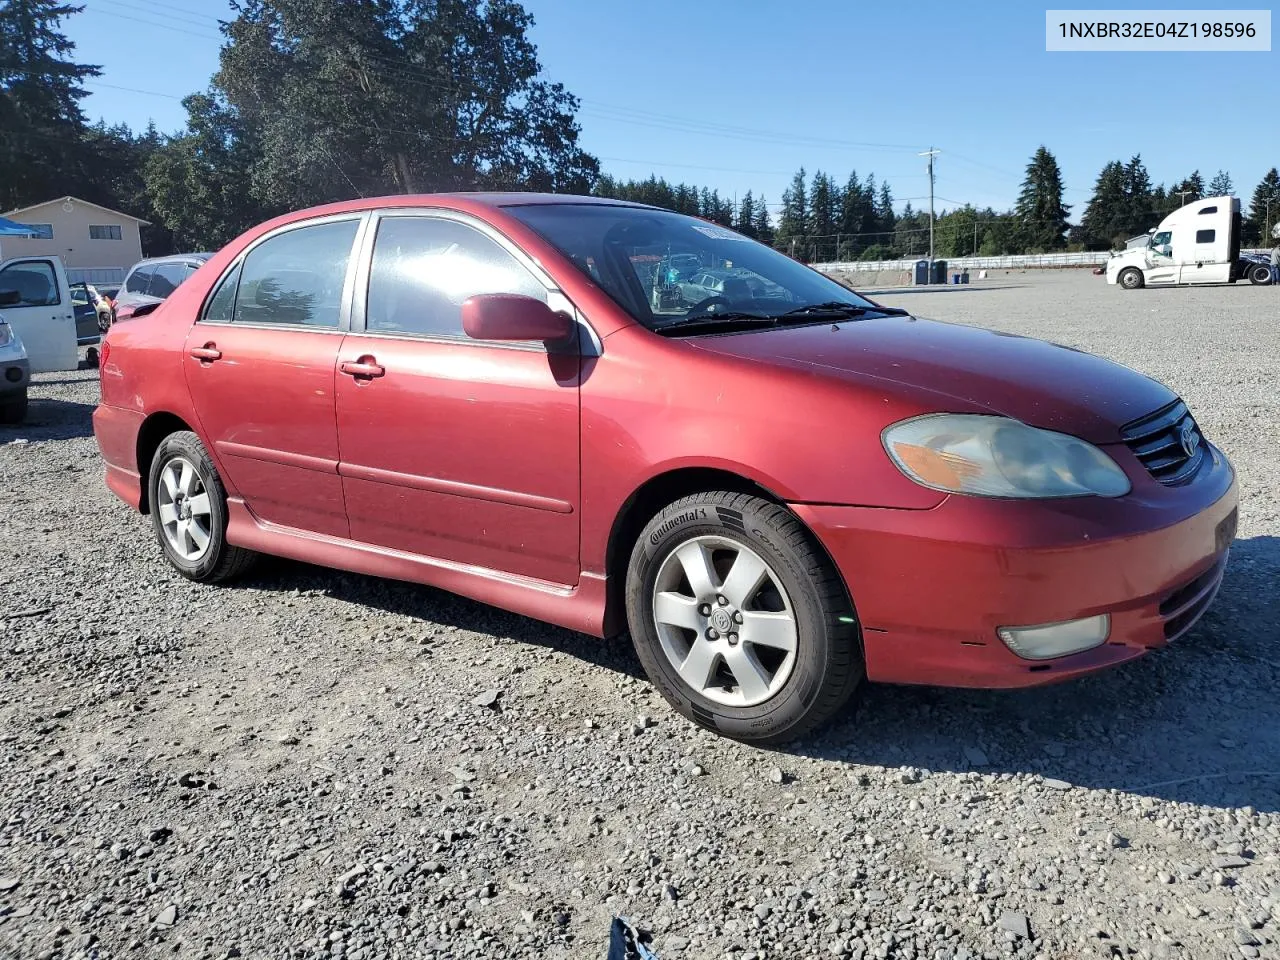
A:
654,312,779,333
776,301,909,318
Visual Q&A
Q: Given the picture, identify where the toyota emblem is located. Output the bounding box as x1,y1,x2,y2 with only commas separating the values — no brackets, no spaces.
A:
1178,420,1199,459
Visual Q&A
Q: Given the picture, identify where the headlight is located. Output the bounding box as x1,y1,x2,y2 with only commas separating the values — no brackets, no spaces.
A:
883,414,1131,499
0,323,10,348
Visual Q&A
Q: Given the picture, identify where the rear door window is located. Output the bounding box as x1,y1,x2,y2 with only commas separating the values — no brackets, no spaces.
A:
234,219,360,328
148,262,188,299
125,266,154,295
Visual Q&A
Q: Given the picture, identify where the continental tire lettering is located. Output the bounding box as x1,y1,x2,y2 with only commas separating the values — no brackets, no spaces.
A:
751,527,777,550
649,507,708,545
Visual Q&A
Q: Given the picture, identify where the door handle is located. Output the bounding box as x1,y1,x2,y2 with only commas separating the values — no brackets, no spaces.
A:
190,344,222,363
340,357,385,379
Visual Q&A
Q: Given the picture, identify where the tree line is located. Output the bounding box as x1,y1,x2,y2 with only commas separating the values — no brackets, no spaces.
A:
2,0,1278,263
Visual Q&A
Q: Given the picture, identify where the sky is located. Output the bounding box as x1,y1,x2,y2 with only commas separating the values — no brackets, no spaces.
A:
62,0,1278,217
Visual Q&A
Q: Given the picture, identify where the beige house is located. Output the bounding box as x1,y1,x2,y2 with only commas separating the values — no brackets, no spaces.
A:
0,196,149,285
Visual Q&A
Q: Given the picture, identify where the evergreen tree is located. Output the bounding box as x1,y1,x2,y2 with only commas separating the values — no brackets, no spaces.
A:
736,191,756,238
1246,168,1280,244
1080,160,1127,249
1121,154,1155,234
1206,170,1234,197
752,195,772,244
876,181,896,244
0,0,100,210
777,167,807,256
807,170,838,260
1014,146,1070,251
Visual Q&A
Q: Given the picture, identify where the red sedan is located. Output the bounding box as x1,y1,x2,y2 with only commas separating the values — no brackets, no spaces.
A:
92,194,1238,743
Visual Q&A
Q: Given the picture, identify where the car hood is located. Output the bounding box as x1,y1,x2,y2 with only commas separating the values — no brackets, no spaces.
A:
687,314,1176,443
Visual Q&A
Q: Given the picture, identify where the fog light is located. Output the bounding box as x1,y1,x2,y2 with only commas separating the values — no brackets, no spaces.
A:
997,614,1110,660
5,367,21,382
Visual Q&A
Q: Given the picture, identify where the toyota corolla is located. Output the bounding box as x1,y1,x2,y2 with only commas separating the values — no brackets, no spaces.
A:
92,194,1238,743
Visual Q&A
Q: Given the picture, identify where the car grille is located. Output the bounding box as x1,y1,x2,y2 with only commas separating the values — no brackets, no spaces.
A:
1120,399,1206,485
1159,555,1227,641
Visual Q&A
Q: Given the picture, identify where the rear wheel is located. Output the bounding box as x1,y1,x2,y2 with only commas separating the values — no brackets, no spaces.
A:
0,391,27,424
626,491,862,744
147,431,257,583
1248,263,1273,285
1119,267,1144,290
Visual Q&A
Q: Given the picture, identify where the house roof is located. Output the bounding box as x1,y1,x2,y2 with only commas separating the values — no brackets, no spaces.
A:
2,196,152,226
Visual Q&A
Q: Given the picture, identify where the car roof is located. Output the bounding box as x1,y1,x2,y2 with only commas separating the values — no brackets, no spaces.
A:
253,193,661,229
129,252,213,269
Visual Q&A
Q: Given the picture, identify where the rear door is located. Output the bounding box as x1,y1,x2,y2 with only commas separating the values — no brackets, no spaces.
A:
183,214,366,538
0,257,77,372
334,210,582,585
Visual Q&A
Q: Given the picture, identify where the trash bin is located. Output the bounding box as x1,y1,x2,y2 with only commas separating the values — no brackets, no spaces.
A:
930,259,948,284
951,273,961,284
913,260,930,285
961,270,970,285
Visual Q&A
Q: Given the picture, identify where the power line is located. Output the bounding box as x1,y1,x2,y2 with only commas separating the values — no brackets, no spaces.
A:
90,0,227,32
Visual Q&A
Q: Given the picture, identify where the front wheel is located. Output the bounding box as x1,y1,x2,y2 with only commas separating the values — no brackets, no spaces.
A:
626,492,862,744
147,431,257,583
1119,267,1144,290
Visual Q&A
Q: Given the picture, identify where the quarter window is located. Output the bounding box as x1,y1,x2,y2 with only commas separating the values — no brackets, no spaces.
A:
1198,206,1218,215
366,216,546,339
0,260,60,306
89,224,123,240
1195,229,1215,244
234,220,359,328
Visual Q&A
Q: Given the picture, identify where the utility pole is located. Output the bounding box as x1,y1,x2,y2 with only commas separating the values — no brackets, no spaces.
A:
1176,189,1194,206
973,220,978,256
919,147,940,265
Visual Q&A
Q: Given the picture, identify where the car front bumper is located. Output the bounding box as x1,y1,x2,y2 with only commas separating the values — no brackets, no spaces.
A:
792,443,1238,688
0,357,29,398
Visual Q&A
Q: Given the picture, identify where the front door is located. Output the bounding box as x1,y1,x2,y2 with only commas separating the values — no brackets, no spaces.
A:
1144,231,1177,285
335,212,581,586
183,216,364,538
0,257,77,372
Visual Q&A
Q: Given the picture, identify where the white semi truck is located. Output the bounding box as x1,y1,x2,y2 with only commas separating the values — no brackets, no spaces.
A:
1106,195,1273,289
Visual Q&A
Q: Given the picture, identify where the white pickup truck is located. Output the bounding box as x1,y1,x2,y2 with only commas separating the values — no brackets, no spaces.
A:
0,255,84,373
1106,195,1273,289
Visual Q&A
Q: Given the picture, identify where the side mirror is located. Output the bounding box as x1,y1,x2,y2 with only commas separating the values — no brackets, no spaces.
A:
0,289,19,306
461,294,574,343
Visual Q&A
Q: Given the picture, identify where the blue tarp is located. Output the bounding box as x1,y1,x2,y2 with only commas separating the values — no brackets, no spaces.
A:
0,217,37,237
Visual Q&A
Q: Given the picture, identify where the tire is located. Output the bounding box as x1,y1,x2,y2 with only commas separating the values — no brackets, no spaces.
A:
0,391,27,425
147,430,257,583
1119,268,1144,290
625,491,862,744
1248,264,1273,285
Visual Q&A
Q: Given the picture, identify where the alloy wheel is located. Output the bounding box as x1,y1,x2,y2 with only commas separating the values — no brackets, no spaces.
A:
651,535,798,707
156,456,213,562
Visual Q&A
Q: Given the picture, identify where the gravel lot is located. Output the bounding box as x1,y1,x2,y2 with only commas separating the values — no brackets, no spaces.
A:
2,270,1278,960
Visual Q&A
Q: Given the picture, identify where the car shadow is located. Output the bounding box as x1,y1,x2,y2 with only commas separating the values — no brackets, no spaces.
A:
237,557,649,681
0,398,97,441
236,535,1280,811
798,533,1280,812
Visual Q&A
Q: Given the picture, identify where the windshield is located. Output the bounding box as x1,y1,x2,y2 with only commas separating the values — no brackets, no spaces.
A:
505,203,878,331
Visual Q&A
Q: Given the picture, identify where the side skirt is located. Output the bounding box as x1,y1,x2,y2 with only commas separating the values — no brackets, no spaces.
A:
224,498,610,638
